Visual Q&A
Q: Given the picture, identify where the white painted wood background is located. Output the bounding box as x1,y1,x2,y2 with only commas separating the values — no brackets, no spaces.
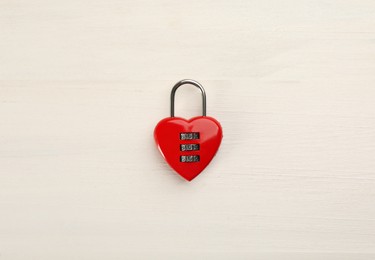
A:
1,0,375,259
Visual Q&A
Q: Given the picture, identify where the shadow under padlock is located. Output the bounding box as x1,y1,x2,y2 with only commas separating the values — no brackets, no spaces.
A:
154,79,223,181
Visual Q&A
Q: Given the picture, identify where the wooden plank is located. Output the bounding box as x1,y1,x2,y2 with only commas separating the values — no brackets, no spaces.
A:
0,1,375,259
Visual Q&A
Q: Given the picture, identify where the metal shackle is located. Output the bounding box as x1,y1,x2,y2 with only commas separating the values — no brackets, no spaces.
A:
170,79,207,117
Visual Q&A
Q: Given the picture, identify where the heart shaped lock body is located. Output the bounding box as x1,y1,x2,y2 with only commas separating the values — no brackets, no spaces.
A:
154,116,222,181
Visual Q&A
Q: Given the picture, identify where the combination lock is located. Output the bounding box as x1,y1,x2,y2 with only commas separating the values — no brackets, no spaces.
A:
154,79,223,181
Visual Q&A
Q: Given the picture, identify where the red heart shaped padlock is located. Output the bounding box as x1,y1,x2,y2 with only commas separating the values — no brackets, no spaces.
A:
154,80,223,181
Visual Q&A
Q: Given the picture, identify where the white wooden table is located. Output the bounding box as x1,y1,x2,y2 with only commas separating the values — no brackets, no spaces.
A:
1,1,375,259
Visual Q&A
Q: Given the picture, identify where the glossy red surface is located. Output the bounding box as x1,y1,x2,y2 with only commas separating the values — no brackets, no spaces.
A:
154,116,223,181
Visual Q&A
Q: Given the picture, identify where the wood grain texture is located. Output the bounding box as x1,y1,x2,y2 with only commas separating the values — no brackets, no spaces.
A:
1,1,375,259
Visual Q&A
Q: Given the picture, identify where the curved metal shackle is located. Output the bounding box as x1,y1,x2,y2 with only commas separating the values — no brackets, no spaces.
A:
170,79,207,117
